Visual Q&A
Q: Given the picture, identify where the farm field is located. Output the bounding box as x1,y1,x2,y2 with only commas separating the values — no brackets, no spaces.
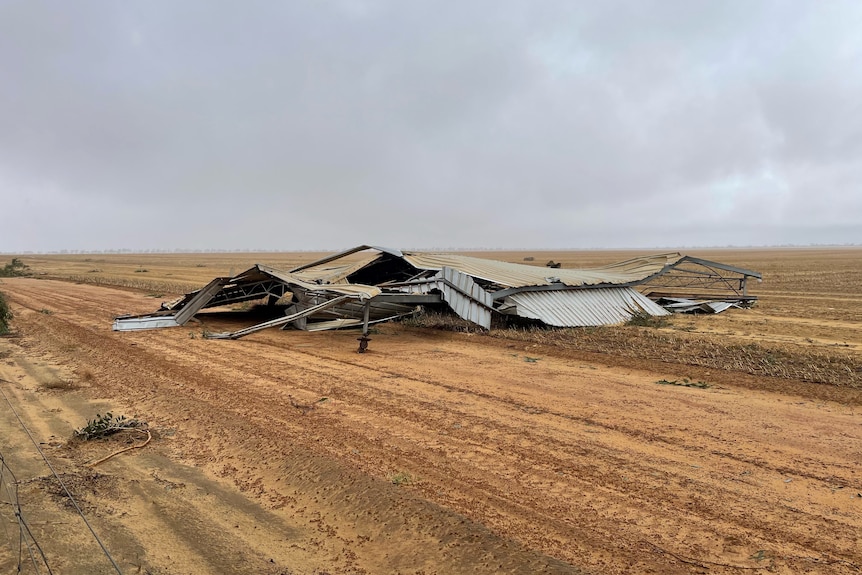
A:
0,247,860,574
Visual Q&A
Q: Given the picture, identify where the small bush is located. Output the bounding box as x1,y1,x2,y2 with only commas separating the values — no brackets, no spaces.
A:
0,258,30,277
41,378,77,391
77,368,95,383
74,412,144,440
0,291,11,334
391,472,412,485
626,310,670,328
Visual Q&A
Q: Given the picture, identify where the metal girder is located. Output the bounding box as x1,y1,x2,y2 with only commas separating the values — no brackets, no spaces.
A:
372,293,443,304
205,295,356,340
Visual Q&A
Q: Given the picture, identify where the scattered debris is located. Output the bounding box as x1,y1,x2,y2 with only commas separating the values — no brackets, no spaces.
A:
288,396,328,415
73,412,151,466
655,379,711,389
74,412,144,440
657,297,740,314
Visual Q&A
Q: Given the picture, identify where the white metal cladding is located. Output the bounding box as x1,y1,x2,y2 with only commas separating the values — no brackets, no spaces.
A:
504,287,670,327
403,252,683,288
113,315,180,331
438,267,493,329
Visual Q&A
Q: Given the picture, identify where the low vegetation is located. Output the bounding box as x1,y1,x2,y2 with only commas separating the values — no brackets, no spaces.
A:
495,326,861,388
401,311,487,332
625,310,671,328
0,291,11,334
41,377,77,391
0,258,30,277
656,378,711,389
391,471,412,485
74,412,145,440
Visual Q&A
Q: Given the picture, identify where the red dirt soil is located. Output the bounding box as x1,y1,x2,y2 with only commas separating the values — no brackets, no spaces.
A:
1,276,860,574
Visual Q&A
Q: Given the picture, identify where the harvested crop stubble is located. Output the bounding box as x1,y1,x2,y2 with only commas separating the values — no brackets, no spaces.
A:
63,274,197,295
495,326,862,388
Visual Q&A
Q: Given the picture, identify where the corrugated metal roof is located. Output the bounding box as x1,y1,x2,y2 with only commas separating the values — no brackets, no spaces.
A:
256,264,381,299
502,288,670,327
438,267,493,329
402,252,684,289
290,253,382,284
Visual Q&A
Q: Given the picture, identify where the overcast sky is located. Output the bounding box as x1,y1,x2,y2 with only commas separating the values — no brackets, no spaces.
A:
1,1,860,252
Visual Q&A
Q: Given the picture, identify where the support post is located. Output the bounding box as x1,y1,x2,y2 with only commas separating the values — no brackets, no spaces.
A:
357,300,372,353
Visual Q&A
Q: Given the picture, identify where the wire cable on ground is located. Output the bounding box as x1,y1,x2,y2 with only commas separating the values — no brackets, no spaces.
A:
1,451,53,574
0,381,123,575
90,429,151,467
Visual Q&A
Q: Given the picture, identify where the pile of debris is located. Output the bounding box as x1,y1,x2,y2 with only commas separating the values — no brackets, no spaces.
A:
114,245,761,339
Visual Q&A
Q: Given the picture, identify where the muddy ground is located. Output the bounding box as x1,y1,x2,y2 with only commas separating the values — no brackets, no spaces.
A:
0,248,860,574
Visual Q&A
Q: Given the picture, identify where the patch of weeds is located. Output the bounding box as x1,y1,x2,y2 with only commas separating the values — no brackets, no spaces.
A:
626,310,670,328
655,378,711,389
41,378,77,391
77,368,95,383
74,412,144,440
134,268,149,273
524,356,540,363
188,331,197,339
401,311,485,333
146,293,165,298
391,472,412,486
0,291,12,334
749,550,767,562
39,308,53,315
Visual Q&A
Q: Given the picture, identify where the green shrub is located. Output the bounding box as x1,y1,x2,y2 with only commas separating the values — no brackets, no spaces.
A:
74,412,143,440
0,291,11,334
0,258,30,277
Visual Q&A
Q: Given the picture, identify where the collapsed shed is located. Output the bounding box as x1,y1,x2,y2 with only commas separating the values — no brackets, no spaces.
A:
113,246,761,339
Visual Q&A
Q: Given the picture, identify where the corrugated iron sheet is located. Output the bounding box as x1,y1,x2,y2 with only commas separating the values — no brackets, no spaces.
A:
438,267,493,329
403,252,683,288
291,253,382,284
658,297,738,314
256,264,381,299
503,287,670,327
113,315,180,331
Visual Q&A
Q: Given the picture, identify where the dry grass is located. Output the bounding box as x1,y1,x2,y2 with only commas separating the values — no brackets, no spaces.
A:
40,377,78,391
401,311,488,332
493,325,862,388
77,368,95,383
64,274,199,295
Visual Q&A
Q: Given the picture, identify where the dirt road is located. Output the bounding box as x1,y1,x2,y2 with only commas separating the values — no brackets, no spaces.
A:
1,277,860,574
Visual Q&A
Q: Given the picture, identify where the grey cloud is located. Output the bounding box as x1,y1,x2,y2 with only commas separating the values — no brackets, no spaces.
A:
1,1,861,252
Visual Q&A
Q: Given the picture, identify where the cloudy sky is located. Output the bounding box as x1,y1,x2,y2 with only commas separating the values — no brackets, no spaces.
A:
1,1,860,252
